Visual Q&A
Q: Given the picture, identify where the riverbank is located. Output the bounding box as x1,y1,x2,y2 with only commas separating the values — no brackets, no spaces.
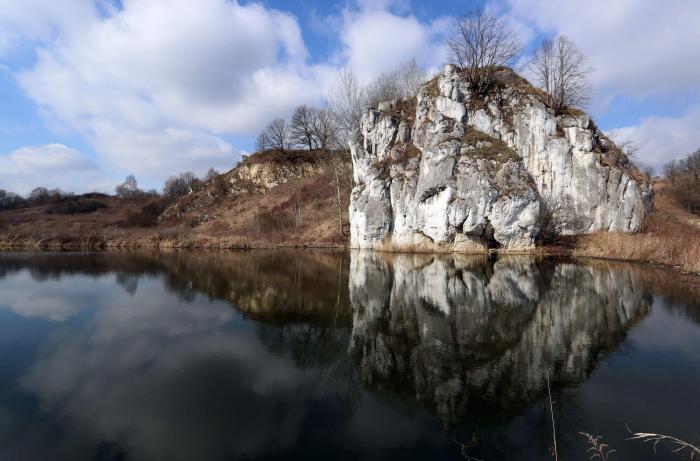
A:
573,182,700,273
2,179,699,274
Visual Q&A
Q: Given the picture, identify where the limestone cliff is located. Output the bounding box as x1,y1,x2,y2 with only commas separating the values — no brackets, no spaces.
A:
349,66,653,251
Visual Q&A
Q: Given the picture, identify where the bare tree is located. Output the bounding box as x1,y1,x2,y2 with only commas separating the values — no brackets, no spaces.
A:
365,72,402,108
28,187,50,206
328,60,427,145
256,118,290,151
683,148,700,183
536,195,586,244
320,149,351,237
663,148,700,214
115,174,142,199
397,58,426,99
447,10,521,94
327,67,366,145
204,167,220,182
163,171,199,199
365,59,427,107
664,159,680,183
530,36,593,111
311,107,340,150
307,105,346,237
290,105,319,150
0,189,26,210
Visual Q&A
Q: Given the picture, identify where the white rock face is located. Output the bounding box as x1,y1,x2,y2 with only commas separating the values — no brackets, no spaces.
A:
349,66,653,251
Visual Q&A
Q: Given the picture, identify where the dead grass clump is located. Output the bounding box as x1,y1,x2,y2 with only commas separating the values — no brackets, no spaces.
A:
252,208,296,235
242,149,323,166
458,129,519,162
425,76,440,98
382,96,417,124
575,232,700,273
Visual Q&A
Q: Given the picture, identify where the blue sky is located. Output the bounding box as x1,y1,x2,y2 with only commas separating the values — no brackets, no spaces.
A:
0,0,699,194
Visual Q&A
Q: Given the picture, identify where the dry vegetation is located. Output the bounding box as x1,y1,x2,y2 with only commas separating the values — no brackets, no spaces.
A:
575,180,700,273
0,149,352,250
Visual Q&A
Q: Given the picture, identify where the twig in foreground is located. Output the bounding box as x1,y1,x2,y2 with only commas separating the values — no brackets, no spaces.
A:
627,428,700,459
546,369,559,461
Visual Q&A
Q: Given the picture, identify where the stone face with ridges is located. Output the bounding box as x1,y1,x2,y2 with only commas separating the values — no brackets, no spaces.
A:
349,66,652,251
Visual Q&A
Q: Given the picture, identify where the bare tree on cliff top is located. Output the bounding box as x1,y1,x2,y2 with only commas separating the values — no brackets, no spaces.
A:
327,67,365,145
447,10,521,94
163,171,199,199
290,105,319,150
530,35,593,111
365,59,427,107
328,60,427,145
256,118,290,151
204,167,220,182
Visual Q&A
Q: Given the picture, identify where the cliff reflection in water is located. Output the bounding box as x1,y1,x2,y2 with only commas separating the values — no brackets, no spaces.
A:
0,249,688,440
348,252,652,425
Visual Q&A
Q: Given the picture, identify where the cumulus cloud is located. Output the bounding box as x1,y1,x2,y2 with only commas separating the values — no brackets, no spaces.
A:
608,105,700,170
7,0,336,184
500,0,700,168
4,0,696,187
2,0,459,189
0,0,96,55
503,0,700,107
0,143,102,194
337,3,451,81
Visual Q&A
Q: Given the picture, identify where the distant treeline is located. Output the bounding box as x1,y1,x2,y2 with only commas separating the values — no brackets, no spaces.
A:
0,167,221,212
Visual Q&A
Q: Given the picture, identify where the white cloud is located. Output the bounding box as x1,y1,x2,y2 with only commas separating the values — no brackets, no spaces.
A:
0,143,103,194
0,0,96,55
337,4,451,81
608,104,700,170
503,0,700,108
7,0,336,183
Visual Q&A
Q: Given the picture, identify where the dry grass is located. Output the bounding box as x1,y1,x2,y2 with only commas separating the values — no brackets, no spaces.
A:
240,148,325,166
425,75,441,98
628,431,700,458
0,151,352,250
575,181,700,273
382,96,417,124
575,232,700,273
580,433,615,461
368,235,489,254
461,129,519,161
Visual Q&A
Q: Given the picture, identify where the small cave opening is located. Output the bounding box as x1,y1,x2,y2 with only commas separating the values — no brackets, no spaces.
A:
482,219,501,250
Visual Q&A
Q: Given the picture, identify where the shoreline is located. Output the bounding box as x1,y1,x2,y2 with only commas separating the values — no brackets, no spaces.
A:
2,236,698,277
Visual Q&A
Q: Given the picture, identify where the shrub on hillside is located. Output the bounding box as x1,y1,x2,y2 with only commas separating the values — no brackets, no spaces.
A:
665,148,700,214
252,208,295,234
121,198,171,227
46,200,107,215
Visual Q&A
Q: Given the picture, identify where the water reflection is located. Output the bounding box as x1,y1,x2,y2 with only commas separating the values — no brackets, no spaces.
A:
0,251,697,460
349,253,652,425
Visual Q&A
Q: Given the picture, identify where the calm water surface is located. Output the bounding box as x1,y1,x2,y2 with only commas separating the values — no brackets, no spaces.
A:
0,250,698,460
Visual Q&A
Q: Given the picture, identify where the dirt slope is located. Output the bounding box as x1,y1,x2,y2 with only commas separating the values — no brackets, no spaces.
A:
0,149,352,250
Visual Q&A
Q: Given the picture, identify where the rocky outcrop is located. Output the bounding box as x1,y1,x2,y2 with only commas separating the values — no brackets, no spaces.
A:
230,150,326,192
160,149,332,221
349,66,653,251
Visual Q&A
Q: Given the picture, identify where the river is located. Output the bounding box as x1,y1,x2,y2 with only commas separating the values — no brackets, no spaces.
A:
0,250,698,460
